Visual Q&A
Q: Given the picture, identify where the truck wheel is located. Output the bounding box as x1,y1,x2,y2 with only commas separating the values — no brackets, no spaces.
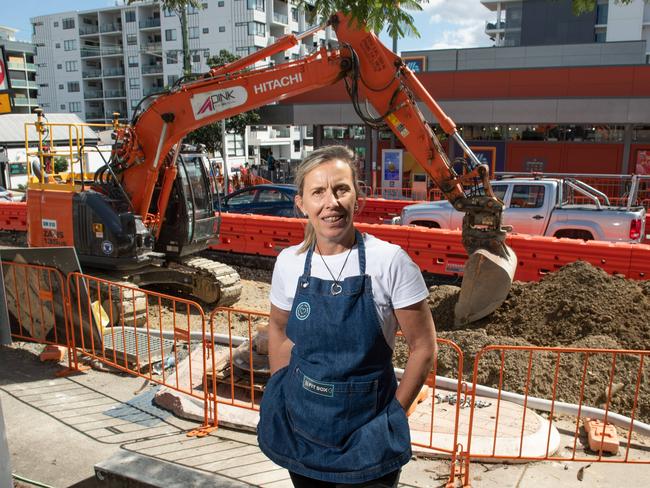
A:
554,229,593,241
411,221,440,229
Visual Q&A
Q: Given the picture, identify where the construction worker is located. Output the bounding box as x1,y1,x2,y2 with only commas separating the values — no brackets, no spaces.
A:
258,145,437,487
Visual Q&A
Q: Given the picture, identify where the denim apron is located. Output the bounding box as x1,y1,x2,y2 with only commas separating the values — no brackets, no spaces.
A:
258,231,411,484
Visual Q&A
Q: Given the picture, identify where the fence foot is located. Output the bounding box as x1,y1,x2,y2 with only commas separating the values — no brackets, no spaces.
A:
54,365,89,377
187,426,218,438
446,448,471,488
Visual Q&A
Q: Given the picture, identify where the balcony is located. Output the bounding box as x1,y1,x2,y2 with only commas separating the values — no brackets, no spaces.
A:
100,22,122,33
12,96,36,107
141,42,162,53
10,80,38,89
82,69,103,78
485,20,505,31
142,64,163,74
101,46,124,56
79,26,99,36
81,48,101,58
139,18,161,29
144,86,164,96
84,90,103,99
103,67,125,77
273,12,289,25
104,89,126,98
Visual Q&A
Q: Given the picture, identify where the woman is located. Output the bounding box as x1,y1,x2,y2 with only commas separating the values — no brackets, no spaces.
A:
258,145,437,487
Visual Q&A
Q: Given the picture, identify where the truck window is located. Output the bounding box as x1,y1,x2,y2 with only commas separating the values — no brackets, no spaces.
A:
511,185,545,209
491,184,507,201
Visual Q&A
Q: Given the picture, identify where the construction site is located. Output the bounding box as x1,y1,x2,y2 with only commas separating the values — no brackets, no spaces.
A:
1,5,650,488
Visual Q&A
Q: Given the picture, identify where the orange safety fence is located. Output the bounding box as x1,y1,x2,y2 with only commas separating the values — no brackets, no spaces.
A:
458,344,650,486
214,213,650,282
65,272,216,429
1,260,74,370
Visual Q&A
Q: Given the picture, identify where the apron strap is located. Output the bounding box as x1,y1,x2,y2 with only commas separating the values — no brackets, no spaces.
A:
302,229,365,278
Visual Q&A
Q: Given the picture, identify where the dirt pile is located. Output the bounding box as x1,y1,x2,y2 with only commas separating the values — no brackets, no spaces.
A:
394,261,650,422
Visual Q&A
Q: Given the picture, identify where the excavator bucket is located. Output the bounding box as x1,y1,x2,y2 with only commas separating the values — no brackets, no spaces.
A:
454,246,517,326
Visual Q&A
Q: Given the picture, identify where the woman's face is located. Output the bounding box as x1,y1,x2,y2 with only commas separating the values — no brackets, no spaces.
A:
296,159,357,250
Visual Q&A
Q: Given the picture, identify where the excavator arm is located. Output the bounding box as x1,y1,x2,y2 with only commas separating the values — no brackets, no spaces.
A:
111,12,516,324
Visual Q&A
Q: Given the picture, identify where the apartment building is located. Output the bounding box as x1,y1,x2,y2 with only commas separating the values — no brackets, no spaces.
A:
31,0,325,165
0,26,38,114
483,0,650,57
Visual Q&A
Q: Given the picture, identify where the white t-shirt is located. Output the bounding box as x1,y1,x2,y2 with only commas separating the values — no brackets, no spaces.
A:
270,233,429,349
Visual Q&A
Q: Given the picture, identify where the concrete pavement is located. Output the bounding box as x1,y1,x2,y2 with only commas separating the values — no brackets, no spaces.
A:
1,342,649,487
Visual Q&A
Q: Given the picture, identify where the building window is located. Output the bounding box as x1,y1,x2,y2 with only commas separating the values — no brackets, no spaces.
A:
53,21,59,28
57,64,62,70
247,0,265,12
164,7,174,17
129,77,140,89
166,51,178,64
204,49,210,58
125,10,136,22
203,2,209,8
187,5,198,14
69,101,81,112
202,27,209,34
55,43,61,49
219,26,225,33
65,60,78,72
248,21,265,37
168,74,179,85
58,84,64,89
128,55,139,67
67,81,80,92
188,27,199,39
165,29,177,41
192,53,200,62
291,8,298,22
596,3,608,25
62,18,75,30
64,40,76,51
127,34,137,45
218,0,224,6
60,104,66,110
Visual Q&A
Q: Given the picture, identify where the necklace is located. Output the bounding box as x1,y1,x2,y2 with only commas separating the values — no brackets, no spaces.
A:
316,242,354,295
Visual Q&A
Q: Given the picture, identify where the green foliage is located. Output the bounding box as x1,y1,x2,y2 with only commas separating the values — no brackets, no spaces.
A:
569,0,641,15
53,156,68,173
186,50,261,155
297,0,428,39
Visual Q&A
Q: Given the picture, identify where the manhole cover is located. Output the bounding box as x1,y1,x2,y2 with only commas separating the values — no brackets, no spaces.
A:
103,328,176,367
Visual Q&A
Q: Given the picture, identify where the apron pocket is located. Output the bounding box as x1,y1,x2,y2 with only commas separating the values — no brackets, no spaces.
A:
286,367,378,449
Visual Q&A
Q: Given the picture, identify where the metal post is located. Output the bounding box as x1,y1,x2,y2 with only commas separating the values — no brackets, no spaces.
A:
0,398,12,488
221,119,229,194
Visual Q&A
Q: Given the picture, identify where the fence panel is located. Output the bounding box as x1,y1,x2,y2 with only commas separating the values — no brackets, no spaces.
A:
2,260,73,368
66,272,213,427
462,344,650,486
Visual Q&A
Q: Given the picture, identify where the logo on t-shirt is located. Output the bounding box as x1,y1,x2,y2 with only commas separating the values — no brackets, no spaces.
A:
295,302,311,321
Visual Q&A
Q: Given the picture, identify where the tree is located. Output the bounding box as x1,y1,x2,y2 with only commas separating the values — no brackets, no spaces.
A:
129,0,201,77
186,51,261,156
570,0,644,15
298,1,428,39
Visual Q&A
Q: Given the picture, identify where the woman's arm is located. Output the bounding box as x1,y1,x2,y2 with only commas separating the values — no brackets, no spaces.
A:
268,304,294,374
394,300,437,411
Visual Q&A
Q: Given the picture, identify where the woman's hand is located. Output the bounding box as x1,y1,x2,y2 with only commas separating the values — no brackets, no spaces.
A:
268,304,294,374
394,300,437,412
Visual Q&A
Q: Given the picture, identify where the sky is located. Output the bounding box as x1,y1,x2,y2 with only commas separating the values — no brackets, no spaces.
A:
3,0,495,51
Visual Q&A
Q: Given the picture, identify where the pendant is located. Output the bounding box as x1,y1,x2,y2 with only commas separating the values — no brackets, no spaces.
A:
330,282,342,295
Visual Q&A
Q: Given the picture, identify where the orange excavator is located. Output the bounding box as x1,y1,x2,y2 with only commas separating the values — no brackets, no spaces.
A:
26,12,516,323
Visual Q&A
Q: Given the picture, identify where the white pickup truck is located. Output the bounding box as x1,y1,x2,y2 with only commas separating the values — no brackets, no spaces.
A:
396,177,646,242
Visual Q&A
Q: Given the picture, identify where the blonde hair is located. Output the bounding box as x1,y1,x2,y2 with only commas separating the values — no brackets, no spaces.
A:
295,145,365,253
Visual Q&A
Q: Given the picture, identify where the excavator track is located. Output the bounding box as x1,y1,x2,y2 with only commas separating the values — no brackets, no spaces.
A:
171,256,242,306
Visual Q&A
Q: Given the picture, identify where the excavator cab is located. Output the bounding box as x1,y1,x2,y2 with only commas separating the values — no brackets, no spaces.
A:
155,150,219,258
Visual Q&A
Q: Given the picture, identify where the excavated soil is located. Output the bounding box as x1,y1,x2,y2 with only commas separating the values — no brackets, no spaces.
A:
394,261,650,423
